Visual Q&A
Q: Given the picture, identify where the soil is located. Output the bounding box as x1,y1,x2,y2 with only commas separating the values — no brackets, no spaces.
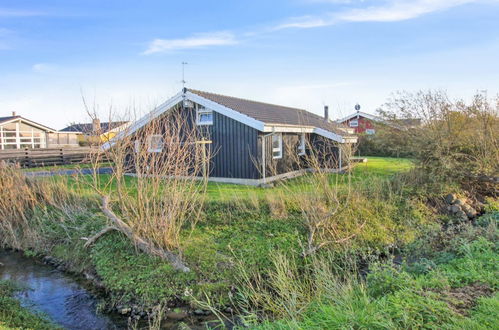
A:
430,282,494,316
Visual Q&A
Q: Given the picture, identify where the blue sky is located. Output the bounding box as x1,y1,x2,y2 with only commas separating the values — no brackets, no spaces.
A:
1,0,498,128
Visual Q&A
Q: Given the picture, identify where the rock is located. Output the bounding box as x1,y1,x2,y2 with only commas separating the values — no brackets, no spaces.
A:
455,210,468,222
120,307,132,315
166,311,188,320
450,204,462,214
454,198,467,206
445,193,457,204
193,309,205,316
462,204,477,218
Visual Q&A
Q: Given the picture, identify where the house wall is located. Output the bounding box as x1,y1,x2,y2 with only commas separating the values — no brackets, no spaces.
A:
259,132,340,179
125,103,261,180
342,116,376,134
0,121,47,149
124,103,342,181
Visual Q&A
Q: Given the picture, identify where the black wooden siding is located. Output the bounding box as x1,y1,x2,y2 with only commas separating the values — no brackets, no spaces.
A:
259,132,340,177
124,102,340,180
209,111,260,179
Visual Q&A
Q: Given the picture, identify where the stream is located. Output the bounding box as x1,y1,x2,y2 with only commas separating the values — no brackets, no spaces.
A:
0,250,127,329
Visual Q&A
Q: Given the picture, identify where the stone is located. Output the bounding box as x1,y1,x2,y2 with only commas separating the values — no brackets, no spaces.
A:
120,308,132,315
450,204,462,214
455,210,468,222
166,311,188,320
445,193,457,204
193,309,205,316
462,204,477,218
454,198,467,206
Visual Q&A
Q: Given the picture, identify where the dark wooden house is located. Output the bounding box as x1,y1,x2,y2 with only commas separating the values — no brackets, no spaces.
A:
103,89,357,185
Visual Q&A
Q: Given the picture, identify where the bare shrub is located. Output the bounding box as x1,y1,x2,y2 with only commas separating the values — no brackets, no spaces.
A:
83,103,210,257
269,137,366,256
0,163,83,249
379,91,499,191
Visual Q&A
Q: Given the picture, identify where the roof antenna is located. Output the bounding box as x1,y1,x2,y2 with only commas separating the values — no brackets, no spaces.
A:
181,61,188,90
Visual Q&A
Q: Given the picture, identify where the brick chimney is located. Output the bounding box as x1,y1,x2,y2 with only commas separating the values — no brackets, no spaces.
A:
12,111,16,116
324,105,329,121
92,118,101,133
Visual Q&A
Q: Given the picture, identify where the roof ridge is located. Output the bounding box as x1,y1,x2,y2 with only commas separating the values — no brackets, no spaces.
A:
188,89,308,113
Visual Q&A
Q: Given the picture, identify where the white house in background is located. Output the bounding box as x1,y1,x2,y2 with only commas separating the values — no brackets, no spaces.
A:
0,112,80,150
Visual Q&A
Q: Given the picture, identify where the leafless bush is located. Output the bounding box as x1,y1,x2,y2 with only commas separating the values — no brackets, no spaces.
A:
83,103,210,264
0,163,81,249
379,91,499,191
265,136,365,256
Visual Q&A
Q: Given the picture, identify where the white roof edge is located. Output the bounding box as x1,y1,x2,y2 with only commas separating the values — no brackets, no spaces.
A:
314,127,357,144
101,91,184,150
186,91,265,131
336,111,382,124
102,90,357,151
0,117,57,133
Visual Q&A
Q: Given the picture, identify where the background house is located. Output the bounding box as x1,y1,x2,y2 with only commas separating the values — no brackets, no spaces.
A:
105,89,357,185
61,119,130,145
0,112,80,150
337,111,421,135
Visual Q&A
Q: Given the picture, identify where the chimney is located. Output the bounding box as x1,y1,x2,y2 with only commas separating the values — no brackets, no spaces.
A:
12,111,16,116
92,118,101,133
324,105,329,121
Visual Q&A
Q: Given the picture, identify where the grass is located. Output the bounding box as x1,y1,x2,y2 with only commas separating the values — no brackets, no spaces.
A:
4,155,496,329
47,157,414,201
20,161,112,172
0,280,57,330
253,235,499,330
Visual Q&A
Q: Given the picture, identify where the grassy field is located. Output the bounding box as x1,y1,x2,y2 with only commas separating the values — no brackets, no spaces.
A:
46,156,414,201
2,156,497,329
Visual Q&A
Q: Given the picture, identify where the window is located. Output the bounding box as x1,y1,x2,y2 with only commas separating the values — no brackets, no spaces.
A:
297,133,306,155
196,106,213,125
349,120,359,127
147,135,163,153
365,129,376,135
272,133,282,159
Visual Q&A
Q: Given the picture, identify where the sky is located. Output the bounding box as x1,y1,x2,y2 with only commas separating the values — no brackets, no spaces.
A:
0,0,498,129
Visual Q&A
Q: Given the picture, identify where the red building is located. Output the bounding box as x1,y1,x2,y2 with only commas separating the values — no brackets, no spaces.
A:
337,111,421,135
336,111,380,135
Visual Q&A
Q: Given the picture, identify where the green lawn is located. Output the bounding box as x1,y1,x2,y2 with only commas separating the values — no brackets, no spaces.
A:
46,157,414,201
204,157,414,200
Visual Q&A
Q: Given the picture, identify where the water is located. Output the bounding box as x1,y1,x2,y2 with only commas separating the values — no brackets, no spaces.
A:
0,250,126,330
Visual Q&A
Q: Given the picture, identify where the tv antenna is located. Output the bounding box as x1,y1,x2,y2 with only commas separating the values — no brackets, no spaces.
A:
181,61,188,88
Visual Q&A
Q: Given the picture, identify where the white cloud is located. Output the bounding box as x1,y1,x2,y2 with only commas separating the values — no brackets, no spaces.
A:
143,32,237,54
0,8,45,17
339,0,476,22
32,63,55,73
275,0,493,29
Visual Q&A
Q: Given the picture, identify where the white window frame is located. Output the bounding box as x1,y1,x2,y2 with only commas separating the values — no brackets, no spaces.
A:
297,133,306,156
349,119,359,127
147,134,163,153
272,133,283,159
196,106,213,126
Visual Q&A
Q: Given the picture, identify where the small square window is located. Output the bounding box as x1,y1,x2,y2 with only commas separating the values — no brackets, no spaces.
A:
297,133,306,156
272,133,282,159
147,135,163,153
349,120,359,127
196,106,213,125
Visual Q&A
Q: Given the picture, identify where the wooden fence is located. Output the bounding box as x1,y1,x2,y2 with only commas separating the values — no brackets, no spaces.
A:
0,147,106,168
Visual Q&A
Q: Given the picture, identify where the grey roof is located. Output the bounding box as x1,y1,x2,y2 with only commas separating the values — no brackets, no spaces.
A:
0,116,19,124
188,89,350,135
60,121,128,134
